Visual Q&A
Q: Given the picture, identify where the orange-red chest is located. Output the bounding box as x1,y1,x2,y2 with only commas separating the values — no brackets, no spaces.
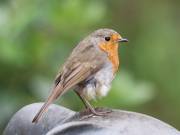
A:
99,42,119,73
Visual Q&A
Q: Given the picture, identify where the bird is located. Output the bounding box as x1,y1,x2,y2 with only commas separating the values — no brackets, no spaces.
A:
32,28,128,123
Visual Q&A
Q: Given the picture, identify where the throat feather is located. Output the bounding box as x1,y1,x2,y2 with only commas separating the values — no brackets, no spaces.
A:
99,43,119,73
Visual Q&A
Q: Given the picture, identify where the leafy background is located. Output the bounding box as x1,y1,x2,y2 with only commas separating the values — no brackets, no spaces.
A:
0,0,180,132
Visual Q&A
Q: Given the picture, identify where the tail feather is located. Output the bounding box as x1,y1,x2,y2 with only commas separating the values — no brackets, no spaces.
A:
32,84,63,123
32,100,52,123
32,64,90,123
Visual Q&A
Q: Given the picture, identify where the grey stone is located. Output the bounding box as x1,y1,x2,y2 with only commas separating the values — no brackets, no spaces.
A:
3,103,180,135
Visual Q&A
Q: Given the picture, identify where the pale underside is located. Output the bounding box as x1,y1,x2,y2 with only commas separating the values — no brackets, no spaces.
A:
76,62,114,100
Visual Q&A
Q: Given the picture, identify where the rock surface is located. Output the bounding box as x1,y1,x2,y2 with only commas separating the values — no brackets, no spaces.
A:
4,103,180,135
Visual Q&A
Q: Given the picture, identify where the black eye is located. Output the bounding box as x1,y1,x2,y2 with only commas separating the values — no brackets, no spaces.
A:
105,37,111,41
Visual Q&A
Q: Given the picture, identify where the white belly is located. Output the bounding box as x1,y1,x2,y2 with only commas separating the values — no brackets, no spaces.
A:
82,63,114,100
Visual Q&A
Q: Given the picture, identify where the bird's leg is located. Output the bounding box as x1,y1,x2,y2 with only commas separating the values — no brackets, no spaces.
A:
75,91,111,116
75,90,88,109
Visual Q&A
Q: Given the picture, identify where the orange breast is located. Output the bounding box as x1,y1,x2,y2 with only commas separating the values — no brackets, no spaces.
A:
99,42,119,73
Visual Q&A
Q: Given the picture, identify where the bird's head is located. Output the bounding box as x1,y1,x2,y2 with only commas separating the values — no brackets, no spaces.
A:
88,28,128,73
90,28,128,47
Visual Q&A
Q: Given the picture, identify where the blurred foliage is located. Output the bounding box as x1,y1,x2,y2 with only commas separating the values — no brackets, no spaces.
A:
0,0,180,132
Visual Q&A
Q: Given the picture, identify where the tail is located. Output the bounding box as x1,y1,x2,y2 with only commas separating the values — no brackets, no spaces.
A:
32,84,63,123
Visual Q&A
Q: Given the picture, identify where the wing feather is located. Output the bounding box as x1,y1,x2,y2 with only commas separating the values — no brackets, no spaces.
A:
32,63,92,123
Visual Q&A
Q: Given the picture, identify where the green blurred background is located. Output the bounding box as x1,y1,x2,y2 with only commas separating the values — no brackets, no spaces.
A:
0,0,180,132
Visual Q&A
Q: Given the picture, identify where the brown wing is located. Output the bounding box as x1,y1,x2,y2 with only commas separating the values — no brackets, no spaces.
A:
32,63,94,123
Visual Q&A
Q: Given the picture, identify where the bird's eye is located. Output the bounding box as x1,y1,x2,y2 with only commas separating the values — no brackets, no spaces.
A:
105,37,111,41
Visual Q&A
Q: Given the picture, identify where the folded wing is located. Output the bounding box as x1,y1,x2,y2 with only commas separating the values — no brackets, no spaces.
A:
32,63,93,123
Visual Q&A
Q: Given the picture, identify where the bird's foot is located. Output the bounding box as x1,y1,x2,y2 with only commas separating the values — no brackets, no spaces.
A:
79,107,112,120
96,107,112,113
91,107,112,116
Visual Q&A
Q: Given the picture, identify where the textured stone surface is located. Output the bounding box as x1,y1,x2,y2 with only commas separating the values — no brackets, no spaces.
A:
4,103,180,135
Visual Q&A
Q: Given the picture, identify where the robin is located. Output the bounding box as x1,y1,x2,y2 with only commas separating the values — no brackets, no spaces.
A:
32,28,128,123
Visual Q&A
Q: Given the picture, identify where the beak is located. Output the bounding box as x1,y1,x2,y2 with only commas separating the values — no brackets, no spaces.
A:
118,38,128,43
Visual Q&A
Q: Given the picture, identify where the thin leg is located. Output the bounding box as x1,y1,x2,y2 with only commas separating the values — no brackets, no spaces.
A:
75,90,88,109
75,90,110,116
